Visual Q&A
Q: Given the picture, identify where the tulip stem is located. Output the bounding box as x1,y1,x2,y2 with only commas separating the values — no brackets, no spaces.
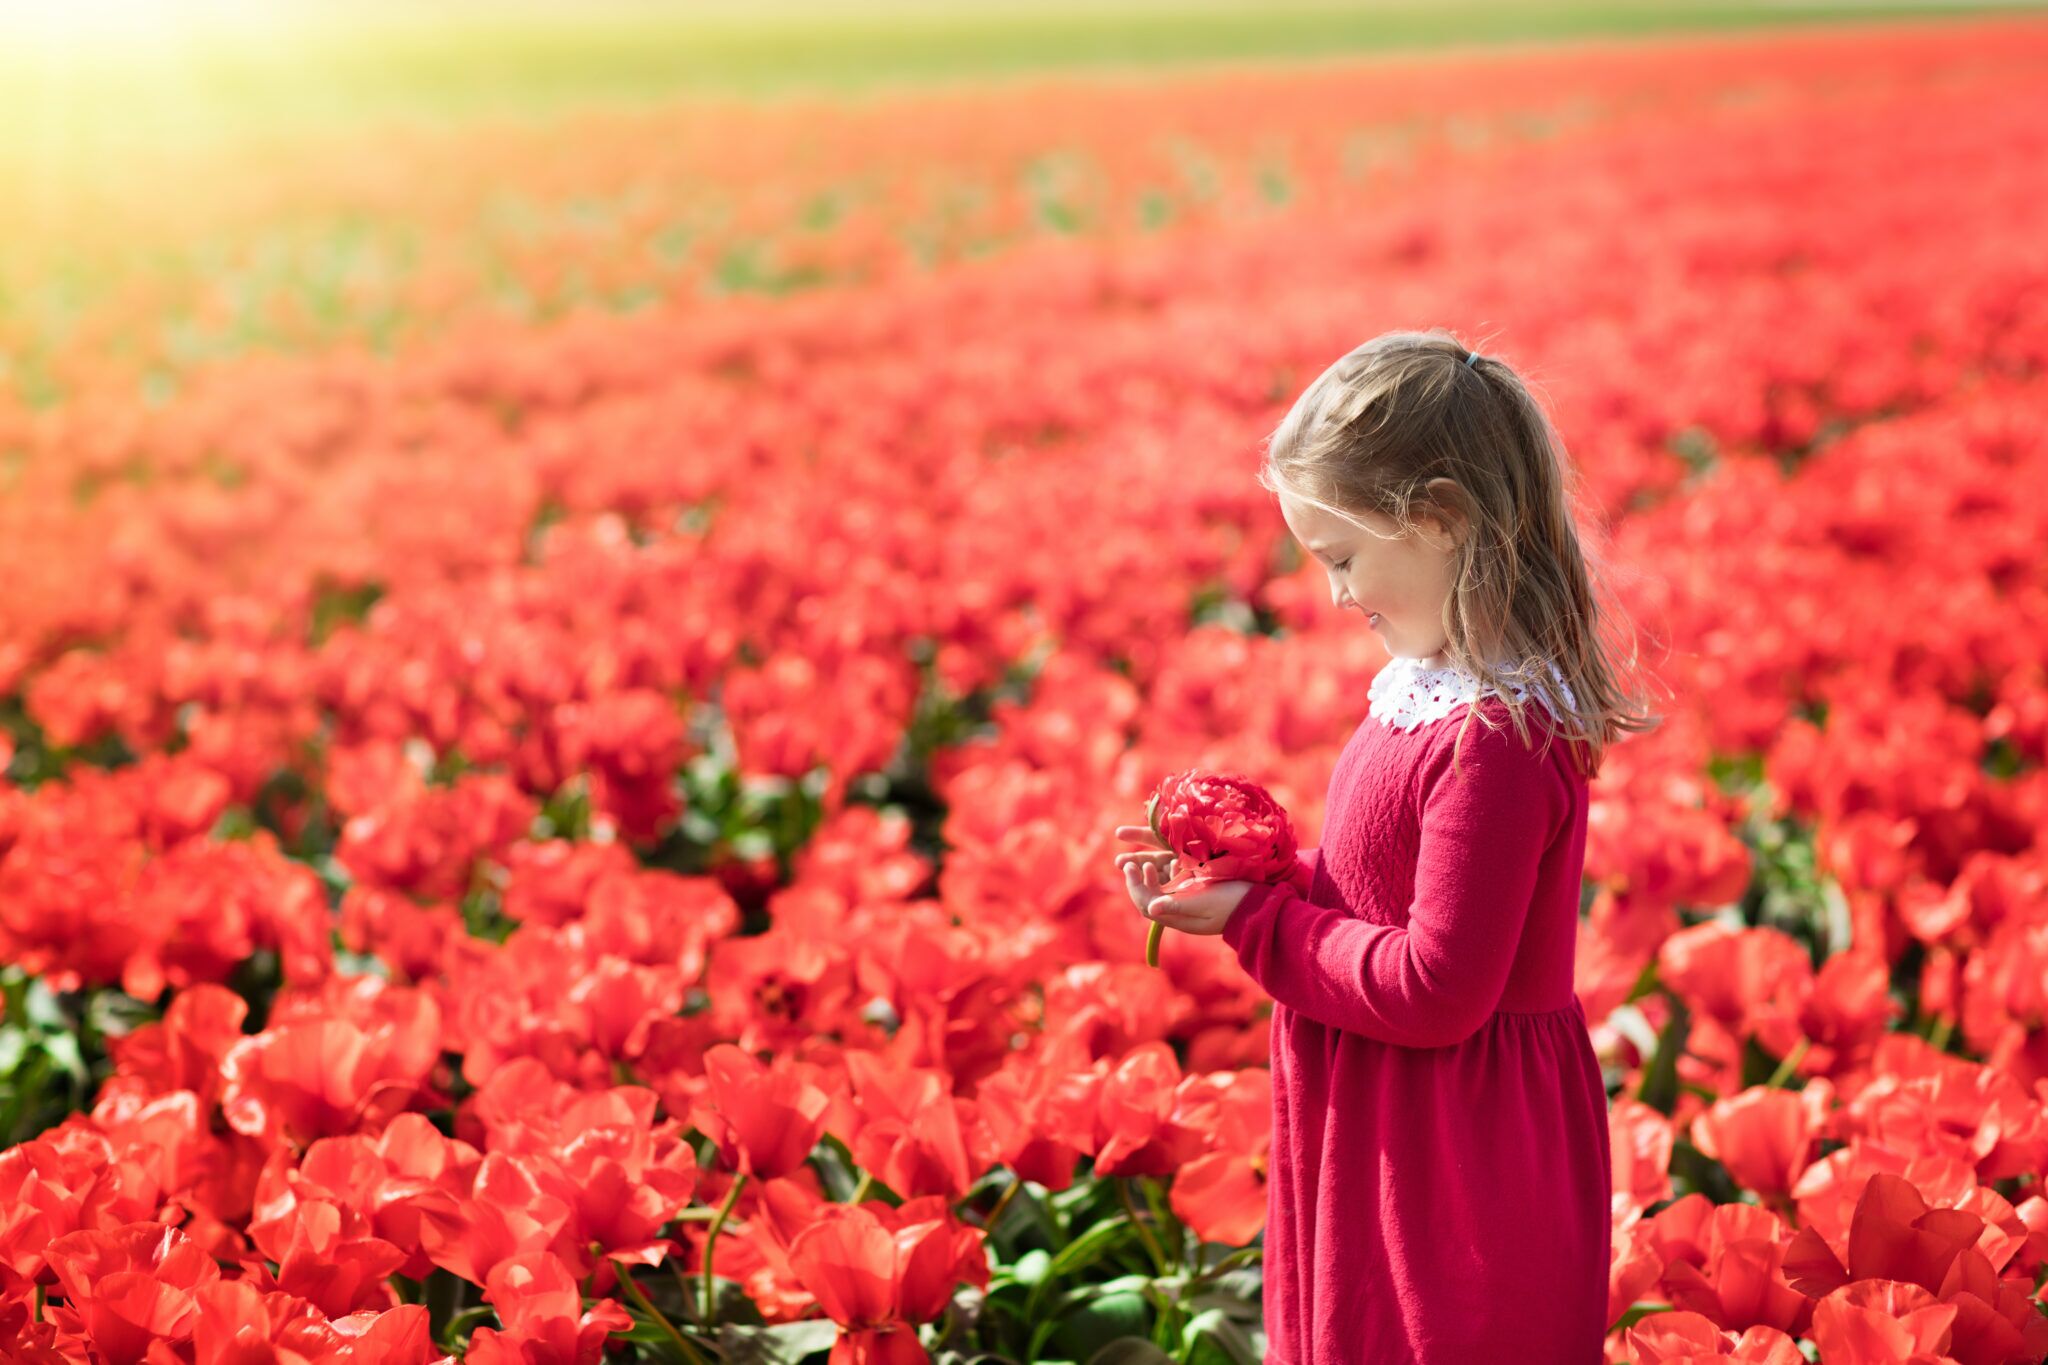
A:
849,1169,875,1205
1120,1177,1170,1274
703,1173,747,1326
1141,1176,1184,1273
1196,1245,1263,1280
612,1258,707,1365
1928,1013,1954,1053
669,1261,697,1321
984,1174,1023,1231
1766,1035,1812,1088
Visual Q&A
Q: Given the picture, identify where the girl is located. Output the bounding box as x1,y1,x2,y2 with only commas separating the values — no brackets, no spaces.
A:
1116,331,1660,1362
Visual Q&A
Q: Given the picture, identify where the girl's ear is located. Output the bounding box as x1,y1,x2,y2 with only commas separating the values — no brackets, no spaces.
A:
1419,477,1471,549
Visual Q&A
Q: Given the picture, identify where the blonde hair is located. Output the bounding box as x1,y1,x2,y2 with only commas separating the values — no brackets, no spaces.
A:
1259,329,1664,779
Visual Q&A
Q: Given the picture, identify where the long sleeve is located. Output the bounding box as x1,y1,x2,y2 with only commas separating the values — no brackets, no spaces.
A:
1290,844,1319,894
1222,714,1569,1048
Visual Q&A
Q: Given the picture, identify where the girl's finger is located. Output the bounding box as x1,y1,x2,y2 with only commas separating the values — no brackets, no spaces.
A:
1176,890,1235,920
1151,894,1197,921
1114,825,1168,850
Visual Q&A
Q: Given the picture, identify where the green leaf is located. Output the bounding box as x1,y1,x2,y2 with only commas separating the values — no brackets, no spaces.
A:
1180,1290,1260,1324
618,1318,679,1347
1635,990,1691,1116
22,978,66,1031
1008,1248,1052,1289
1024,1221,1140,1325
85,988,157,1038
1085,1339,1174,1365
1027,1280,1153,1362
40,1028,85,1082
1623,956,1660,1004
0,1048,52,1142
810,1134,860,1201
0,1026,28,1075
1028,1282,1113,1336
1198,1266,1262,1304
1669,1136,1741,1205
1180,1308,1262,1365
1047,1216,1139,1281
717,1319,842,1364
439,1305,496,1349
1738,1032,1780,1089
1610,1300,1676,1332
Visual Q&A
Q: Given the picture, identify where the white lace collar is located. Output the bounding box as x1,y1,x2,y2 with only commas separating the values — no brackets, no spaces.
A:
1367,655,1576,732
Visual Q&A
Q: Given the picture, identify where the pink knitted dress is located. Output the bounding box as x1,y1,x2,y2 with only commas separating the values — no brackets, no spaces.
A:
1220,655,1612,1362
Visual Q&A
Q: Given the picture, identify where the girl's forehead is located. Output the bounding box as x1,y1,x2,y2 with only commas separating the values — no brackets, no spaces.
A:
1278,490,1354,542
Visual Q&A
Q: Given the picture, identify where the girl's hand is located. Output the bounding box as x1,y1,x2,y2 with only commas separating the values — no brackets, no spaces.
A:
1113,824,1176,911
1140,878,1257,937
1114,823,1254,961
1114,848,1177,887
1120,856,1172,916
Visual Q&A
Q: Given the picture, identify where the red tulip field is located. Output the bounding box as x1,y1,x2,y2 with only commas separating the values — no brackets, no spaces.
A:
5,8,2048,1363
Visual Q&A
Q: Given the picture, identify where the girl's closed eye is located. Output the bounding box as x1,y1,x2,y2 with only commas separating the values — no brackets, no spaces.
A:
1332,559,1350,573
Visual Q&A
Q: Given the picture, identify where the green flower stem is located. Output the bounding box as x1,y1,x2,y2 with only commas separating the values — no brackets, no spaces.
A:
1120,1177,1170,1275
1194,1245,1263,1282
610,1258,708,1365
1153,1291,1183,1352
1766,1035,1812,1089
1140,1176,1184,1273
984,1174,1023,1231
849,1168,875,1205
669,1261,698,1323
703,1173,748,1326
1928,1014,1955,1053
439,1306,497,1351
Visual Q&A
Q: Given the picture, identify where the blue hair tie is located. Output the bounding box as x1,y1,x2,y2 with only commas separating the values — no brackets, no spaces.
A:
1464,350,1481,368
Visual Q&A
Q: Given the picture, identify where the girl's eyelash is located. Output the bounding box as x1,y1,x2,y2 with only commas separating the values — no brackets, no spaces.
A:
1332,558,1351,573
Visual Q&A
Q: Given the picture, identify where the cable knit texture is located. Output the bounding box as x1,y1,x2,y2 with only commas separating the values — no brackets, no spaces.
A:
1222,661,1611,1363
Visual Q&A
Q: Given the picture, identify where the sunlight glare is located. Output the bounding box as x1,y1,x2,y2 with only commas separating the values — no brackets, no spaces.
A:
0,0,298,59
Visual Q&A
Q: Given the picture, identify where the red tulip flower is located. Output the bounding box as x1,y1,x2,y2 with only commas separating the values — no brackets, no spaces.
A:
1169,1067,1273,1245
1688,1084,1830,1206
42,1222,221,1365
689,1044,832,1180
1141,769,1298,967
785,1197,989,1365
1147,770,1298,892
467,1251,632,1365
